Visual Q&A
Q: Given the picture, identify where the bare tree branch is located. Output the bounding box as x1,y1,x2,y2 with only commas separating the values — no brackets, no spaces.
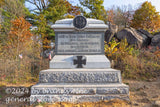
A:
26,0,49,12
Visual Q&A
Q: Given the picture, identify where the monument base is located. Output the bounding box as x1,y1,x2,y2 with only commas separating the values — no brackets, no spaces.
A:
38,68,122,83
30,83,129,104
30,68,129,104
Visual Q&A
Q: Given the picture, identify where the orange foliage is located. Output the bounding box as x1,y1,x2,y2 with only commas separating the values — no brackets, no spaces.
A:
43,38,51,49
0,0,5,7
107,9,115,24
154,47,160,58
7,17,33,57
9,17,32,42
65,1,81,16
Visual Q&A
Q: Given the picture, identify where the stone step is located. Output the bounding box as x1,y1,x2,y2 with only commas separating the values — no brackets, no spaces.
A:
39,68,122,84
30,95,129,104
50,55,111,69
31,83,129,95
30,83,129,103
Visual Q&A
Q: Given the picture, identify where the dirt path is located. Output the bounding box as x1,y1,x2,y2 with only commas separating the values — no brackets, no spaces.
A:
0,79,160,107
125,79,160,107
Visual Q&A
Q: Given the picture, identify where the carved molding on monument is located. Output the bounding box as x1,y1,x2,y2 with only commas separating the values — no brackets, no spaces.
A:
51,18,108,32
38,69,121,83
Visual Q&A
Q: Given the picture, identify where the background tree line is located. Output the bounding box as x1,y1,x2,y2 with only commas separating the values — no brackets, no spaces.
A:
0,0,160,51
0,0,160,83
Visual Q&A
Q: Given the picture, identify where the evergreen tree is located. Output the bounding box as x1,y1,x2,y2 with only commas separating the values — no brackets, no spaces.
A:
79,0,107,22
25,0,68,50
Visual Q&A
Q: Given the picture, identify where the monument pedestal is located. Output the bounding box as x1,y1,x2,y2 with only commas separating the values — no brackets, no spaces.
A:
30,16,129,104
50,55,111,69
30,68,129,104
30,83,129,103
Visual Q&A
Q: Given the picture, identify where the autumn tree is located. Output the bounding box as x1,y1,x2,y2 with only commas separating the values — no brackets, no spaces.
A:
79,0,107,22
0,0,30,57
0,0,4,7
107,9,115,25
1,17,42,82
65,1,81,18
131,1,160,32
0,0,29,33
8,17,33,59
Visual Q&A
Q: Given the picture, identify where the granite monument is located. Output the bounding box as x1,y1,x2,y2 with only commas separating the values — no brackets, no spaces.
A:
30,16,129,104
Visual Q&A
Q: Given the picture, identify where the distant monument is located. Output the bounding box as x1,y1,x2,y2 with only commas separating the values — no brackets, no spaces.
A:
30,16,129,104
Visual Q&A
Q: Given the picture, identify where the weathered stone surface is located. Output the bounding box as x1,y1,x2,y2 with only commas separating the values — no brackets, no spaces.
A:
39,69,121,83
105,30,113,43
137,29,153,46
56,33,104,55
154,100,160,107
117,27,147,48
96,87,129,95
137,29,153,38
102,95,129,101
50,55,111,69
31,84,129,95
31,87,96,95
109,24,118,33
30,94,129,104
151,32,160,48
105,24,118,43
105,24,118,42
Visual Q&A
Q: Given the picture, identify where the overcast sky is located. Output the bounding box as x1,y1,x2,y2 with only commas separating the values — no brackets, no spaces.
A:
103,0,160,12
25,0,160,12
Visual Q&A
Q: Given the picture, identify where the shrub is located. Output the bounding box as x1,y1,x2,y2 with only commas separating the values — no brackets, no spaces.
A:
105,38,160,80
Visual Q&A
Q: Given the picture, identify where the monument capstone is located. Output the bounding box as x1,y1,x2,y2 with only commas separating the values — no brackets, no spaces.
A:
30,16,129,104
